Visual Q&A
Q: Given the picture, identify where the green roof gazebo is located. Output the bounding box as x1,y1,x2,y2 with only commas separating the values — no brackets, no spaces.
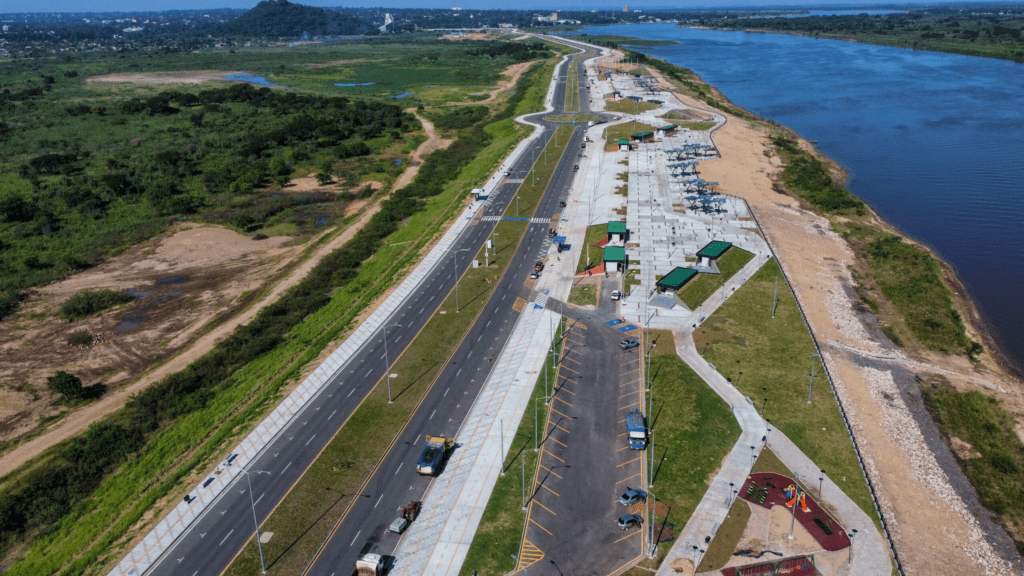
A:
603,246,627,273
656,267,697,293
607,221,627,243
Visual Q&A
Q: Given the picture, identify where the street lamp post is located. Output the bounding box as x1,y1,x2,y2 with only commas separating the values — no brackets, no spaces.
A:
443,247,469,313
535,395,551,452
819,469,826,500
808,353,821,403
848,529,858,565
243,469,272,574
648,490,657,558
788,473,802,539
382,323,402,404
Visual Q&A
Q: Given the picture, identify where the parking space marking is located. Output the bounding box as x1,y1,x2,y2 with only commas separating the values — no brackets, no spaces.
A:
617,473,641,485
537,482,560,496
550,406,572,420
539,465,563,479
555,385,576,396
551,422,571,434
530,518,554,535
533,499,558,516
561,355,582,365
552,396,574,408
617,445,632,452
620,368,640,376
545,435,568,448
620,380,641,388
542,448,565,463
559,365,581,375
617,456,641,468
618,402,640,411
613,530,640,544
618,390,640,399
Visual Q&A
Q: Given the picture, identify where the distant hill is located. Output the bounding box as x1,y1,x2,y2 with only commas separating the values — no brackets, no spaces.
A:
221,0,371,38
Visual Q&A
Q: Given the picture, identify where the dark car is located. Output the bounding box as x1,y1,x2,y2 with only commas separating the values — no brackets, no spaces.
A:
619,487,647,506
619,338,639,350
617,514,643,529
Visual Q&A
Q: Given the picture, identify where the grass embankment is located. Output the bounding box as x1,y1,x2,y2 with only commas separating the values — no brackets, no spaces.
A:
628,330,739,572
602,121,658,150
697,498,752,572
692,258,881,531
659,118,717,131
604,99,660,115
567,283,598,306
576,35,679,48
575,224,610,274
677,248,754,309
459,320,566,576
0,54,558,576
923,379,1024,552
564,58,580,113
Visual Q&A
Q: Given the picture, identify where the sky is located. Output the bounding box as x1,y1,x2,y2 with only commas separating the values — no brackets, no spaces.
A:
1,0,1018,15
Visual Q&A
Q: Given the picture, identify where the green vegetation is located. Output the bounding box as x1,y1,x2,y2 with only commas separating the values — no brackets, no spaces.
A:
604,99,660,114
65,330,95,348
693,258,881,529
677,248,754,309
834,221,979,356
460,319,565,576
635,330,740,566
543,113,598,123
626,51,753,121
46,371,84,400
693,11,1024,63
659,118,717,131
602,121,657,150
575,35,679,47
696,498,752,572
428,105,490,131
0,46,558,574
771,132,865,215
564,57,581,112
567,283,598,306
574,224,608,274
57,289,133,322
923,381,1024,551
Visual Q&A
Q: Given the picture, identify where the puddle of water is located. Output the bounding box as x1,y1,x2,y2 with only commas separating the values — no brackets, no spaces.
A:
392,91,413,99
223,73,281,87
115,311,149,333
156,289,184,303
128,288,151,299
392,158,404,166
156,276,186,285
335,82,375,87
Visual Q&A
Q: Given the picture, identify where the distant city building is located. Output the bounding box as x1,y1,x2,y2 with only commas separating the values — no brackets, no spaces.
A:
623,4,628,12
498,23,514,28
551,12,558,21
379,13,393,34
451,7,461,10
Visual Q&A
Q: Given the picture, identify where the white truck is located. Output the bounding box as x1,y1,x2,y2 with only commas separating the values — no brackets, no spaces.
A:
356,553,385,576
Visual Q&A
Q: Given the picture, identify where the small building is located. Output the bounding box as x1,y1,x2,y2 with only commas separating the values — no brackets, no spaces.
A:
470,188,487,200
607,221,627,243
608,90,621,99
626,95,643,101
656,267,697,293
631,132,654,143
655,124,677,140
603,246,627,273
696,240,733,268
618,139,632,152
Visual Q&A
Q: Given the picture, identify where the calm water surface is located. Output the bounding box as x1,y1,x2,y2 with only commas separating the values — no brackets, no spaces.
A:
574,24,1024,371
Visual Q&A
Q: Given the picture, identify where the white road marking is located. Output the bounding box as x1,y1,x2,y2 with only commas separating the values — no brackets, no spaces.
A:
430,410,436,420
328,409,337,420
306,435,316,446
219,529,234,546
282,462,292,474
444,388,449,397
347,388,356,398
395,462,403,475
350,530,361,547
375,494,384,509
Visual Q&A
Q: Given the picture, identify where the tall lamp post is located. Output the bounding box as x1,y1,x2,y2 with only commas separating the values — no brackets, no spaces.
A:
535,395,551,452
442,247,469,313
382,323,402,403
808,353,821,403
243,468,272,574
788,472,802,540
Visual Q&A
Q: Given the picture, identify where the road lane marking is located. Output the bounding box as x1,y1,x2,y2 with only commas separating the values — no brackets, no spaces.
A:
328,409,337,420
375,494,384,509
306,435,316,446
395,462,403,475
366,369,373,378
444,388,449,397
350,530,361,547
430,410,436,419
282,462,291,474
219,529,234,546
347,388,356,398
530,518,553,535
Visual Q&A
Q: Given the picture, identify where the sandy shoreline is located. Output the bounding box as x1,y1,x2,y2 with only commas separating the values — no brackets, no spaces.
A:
630,52,1023,574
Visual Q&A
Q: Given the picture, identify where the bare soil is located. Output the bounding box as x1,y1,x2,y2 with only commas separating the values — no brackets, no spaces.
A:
645,63,1022,575
0,111,452,479
85,70,249,85
470,61,537,104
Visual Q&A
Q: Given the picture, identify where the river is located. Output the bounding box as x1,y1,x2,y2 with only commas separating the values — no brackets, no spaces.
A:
571,24,1024,373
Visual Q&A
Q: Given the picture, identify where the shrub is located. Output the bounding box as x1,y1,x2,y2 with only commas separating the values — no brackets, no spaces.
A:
58,289,133,322
47,371,83,399
66,330,94,347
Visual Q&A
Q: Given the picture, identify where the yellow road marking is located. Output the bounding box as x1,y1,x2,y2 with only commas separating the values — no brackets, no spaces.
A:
619,390,640,399
518,540,544,570
556,385,576,396
543,448,565,463
553,396,574,408
618,402,640,411
617,456,641,468
551,406,572,420
538,482,560,496
561,355,582,364
617,445,632,452
620,368,640,375
530,518,553,535
513,297,527,312
553,423,571,433
534,499,558,516
559,364,581,375
618,473,641,484
613,530,640,544
618,418,627,424
545,435,568,448
540,465,563,479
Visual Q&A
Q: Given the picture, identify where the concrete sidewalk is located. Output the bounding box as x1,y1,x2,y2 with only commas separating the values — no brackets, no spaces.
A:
389,271,560,576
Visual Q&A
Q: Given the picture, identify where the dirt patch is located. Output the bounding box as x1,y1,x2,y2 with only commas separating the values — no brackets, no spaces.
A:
441,33,489,41
85,70,248,85
468,61,538,104
305,59,370,69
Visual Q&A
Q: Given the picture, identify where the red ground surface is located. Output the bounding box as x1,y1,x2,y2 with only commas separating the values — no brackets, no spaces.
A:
740,473,851,552
577,264,605,276
721,555,822,576
595,237,609,248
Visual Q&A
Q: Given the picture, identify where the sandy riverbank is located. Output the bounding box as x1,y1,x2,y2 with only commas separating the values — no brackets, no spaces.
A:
633,56,1023,575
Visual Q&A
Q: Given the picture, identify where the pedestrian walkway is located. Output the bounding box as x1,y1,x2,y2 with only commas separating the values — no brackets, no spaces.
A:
391,303,560,576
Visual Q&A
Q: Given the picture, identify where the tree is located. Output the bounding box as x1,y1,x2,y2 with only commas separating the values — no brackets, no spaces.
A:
47,371,84,399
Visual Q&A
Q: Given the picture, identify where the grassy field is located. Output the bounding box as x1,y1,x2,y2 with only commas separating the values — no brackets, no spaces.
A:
515,125,575,216
575,224,610,274
658,118,718,131
602,121,658,150
629,330,740,571
575,35,679,48
567,283,598,306
459,319,566,576
692,258,880,529
564,59,580,113
677,248,754,309
604,99,660,114
696,497,752,572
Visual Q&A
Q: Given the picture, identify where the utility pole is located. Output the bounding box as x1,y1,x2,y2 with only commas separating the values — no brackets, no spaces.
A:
771,275,779,318
382,323,402,403
808,353,821,403
500,419,505,476
243,469,271,574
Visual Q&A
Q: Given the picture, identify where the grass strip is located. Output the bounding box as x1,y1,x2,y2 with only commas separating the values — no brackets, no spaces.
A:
692,258,882,532
459,319,566,576
627,330,739,572
544,113,598,123
604,100,660,115
567,283,598,307
602,121,658,150
677,248,754,309
696,498,752,572
514,125,574,217
575,224,609,274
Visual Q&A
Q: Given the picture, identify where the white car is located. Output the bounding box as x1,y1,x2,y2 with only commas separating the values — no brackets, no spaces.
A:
610,290,621,301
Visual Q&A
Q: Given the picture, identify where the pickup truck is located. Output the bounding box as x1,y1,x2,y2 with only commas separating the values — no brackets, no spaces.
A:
416,436,455,476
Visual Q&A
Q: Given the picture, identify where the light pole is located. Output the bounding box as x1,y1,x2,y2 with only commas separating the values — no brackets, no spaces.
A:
243,468,272,574
648,490,658,558
788,473,802,539
535,395,551,452
442,247,469,313
726,482,733,505
500,418,505,476
522,452,527,510
382,323,402,403
808,353,821,403
648,429,655,487
848,529,858,565
819,469,826,500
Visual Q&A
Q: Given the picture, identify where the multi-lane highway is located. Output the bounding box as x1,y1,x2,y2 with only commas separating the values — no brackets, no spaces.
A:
149,43,600,576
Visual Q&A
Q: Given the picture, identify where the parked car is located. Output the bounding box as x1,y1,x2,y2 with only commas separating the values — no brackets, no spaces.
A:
530,270,539,279
610,290,621,301
617,514,643,529
619,487,647,506
619,338,639,350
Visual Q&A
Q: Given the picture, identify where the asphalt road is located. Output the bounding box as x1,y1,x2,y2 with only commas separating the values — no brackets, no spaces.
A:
149,46,602,576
